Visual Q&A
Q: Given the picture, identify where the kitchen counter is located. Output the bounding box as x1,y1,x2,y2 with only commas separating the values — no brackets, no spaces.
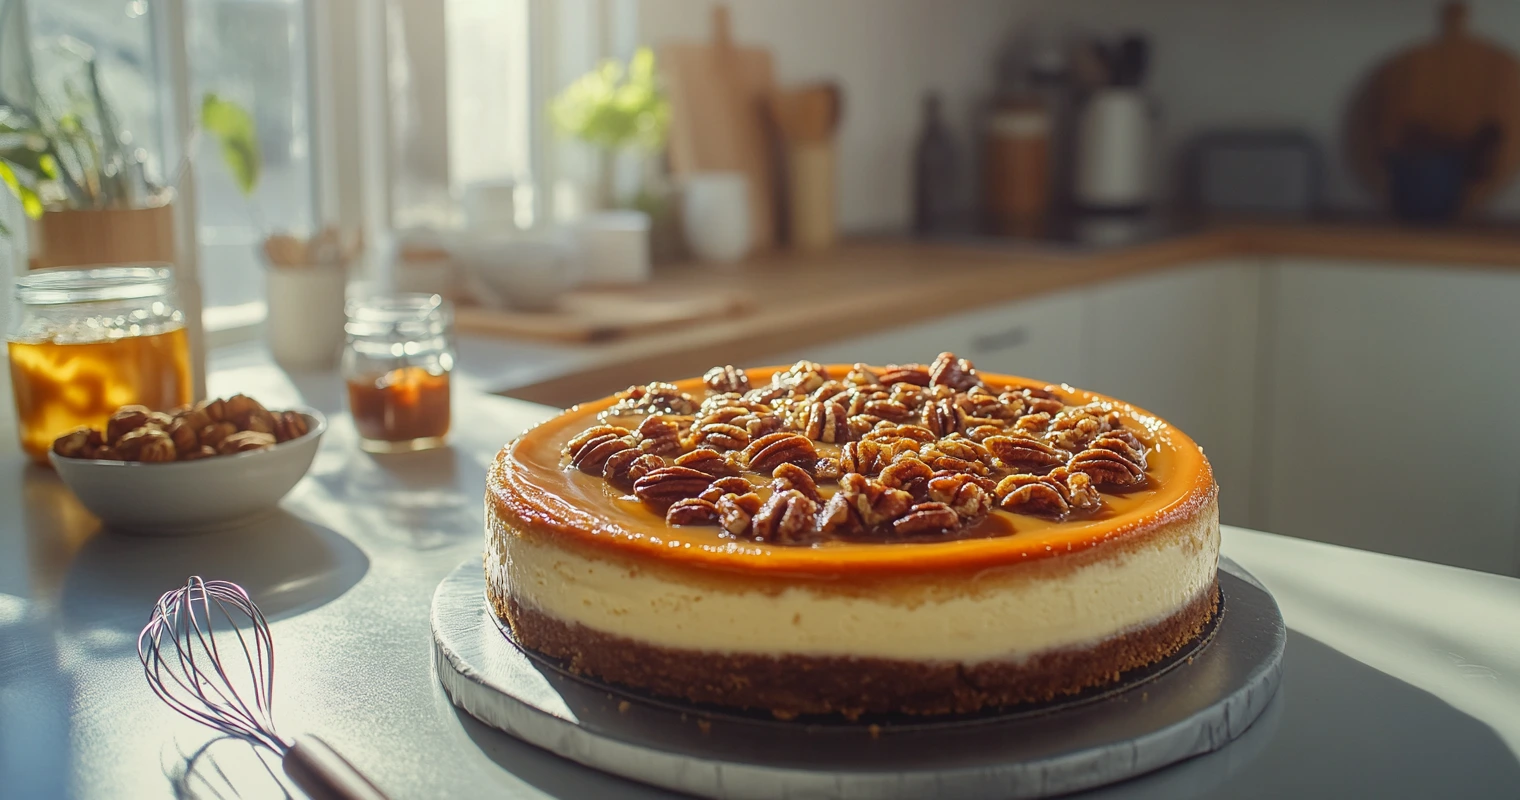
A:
484,222,1520,407
1,345,1517,799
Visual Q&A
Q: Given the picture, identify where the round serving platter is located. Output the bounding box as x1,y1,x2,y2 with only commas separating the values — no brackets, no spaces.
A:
432,557,1285,799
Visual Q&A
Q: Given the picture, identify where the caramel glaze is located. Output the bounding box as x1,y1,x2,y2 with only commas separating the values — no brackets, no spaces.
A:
488,366,1218,579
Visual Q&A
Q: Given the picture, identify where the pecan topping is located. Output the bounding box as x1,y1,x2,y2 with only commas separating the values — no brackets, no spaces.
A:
273,411,310,443
927,473,992,519
929,352,980,390
703,365,751,394
839,440,891,477
691,422,750,451
635,415,683,455
699,476,753,502
633,466,716,506
878,364,931,386
892,502,959,535
803,398,851,443
675,447,741,477
839,473,914,527
563,354,1158,544
570,432,635,476
772,360,830,393
717,491,764,535
816,492,864,535
612,382,698,416
742,432,818,473
52,427,102,458
568,425,633,455
984,434,1065,471
996,474,1069,517
216,430,275,455
751,490,820,544
1070,446,1146,487
667,498,721,526
878,456,933,494
770,463,821,503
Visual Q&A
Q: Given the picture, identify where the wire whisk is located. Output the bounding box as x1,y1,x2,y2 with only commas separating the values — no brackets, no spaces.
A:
139,577,389,800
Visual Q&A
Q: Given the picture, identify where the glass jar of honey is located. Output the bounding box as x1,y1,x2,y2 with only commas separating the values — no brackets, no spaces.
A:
342,293,454,453
7,266,193,463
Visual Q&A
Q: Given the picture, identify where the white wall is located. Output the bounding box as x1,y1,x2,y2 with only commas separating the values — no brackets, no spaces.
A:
1037,0,1520,216
638,0,1036,231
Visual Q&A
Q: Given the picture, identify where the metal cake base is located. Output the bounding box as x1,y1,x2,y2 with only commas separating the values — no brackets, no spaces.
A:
432,557,1285,799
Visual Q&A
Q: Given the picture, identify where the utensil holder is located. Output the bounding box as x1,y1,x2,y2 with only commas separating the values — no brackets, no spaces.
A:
786,141,838,251
266,265,347,371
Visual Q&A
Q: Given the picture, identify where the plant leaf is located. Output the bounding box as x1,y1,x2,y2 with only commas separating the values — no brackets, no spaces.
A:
201,93,260,195
0,160,44,218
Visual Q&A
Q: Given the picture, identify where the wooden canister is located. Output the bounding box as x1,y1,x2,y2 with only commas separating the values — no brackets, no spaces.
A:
787,140,837,251
28,202,177,269
985,104,1051,237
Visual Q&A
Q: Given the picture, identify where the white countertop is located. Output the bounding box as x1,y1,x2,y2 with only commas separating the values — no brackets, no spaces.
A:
1,346,1517,799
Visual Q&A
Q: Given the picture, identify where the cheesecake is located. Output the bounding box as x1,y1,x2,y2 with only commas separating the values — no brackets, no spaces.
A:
486,354,1219,718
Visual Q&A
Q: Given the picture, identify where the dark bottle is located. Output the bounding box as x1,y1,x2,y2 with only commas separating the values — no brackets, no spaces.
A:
913,92,959,235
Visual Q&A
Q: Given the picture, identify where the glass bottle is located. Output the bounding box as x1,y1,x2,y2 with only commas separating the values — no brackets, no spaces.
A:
7,266,193,463
342,293,454,453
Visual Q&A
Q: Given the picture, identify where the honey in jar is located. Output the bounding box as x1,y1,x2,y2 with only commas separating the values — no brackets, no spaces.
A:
342,294,454,453
7,267,193,463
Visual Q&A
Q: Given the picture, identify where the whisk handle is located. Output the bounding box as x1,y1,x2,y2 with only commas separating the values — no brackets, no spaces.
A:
283,734,391,800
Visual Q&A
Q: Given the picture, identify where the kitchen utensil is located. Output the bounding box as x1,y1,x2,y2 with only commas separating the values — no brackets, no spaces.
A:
659,4,778,252
1073,88,1152,212
985,101,1052,236
51,410,325,534
577,210,652,284
771,84,843,251
681,172,751,263
139,577,389,799
913,92,959,235
1183,130,1324,219
454,284,753,343
1345,1,1520,211
448,227,583,310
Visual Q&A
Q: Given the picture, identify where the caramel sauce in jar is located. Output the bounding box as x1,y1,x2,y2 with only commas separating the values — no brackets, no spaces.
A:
346,367,451,451
342,294,454,453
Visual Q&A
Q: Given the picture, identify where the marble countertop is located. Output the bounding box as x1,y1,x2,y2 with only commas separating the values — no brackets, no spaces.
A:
1,346,1517,799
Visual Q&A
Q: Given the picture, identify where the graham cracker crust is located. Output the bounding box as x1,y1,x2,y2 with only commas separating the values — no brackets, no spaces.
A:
490,579,1220,719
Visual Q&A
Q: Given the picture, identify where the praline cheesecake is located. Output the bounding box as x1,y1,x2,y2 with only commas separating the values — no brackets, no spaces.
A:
486,354,1219,718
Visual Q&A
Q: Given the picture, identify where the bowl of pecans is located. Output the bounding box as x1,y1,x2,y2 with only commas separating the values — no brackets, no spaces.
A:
48,395,326,534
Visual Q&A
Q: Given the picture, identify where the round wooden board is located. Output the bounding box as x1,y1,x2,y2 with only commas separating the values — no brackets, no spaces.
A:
1345,2,1520,209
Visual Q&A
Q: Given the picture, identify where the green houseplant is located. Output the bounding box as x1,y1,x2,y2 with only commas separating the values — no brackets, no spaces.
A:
550,47,668,208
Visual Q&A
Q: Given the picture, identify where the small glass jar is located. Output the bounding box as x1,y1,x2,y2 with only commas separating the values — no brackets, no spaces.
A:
342,293,454,453
8,266,193,463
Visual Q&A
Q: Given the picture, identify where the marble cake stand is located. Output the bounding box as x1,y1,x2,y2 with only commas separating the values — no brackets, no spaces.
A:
432,557,1285,799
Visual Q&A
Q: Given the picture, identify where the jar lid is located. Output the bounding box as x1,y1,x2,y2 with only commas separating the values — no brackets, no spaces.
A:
345,293,452,340
15,265,176,305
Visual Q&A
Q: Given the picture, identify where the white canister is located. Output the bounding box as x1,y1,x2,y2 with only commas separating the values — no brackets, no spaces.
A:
681,172,751,264
577,210,651,284
266,265,347,370
462,179,519,231
1073,88,1151,210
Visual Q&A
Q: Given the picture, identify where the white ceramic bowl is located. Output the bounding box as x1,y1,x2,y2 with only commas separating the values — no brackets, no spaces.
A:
447,227,583,310
49,409,327,536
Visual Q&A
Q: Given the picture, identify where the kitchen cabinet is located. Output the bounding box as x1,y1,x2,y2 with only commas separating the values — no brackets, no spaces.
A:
767,289,1090,388
1259,258,1520,575
1082,259,1264,528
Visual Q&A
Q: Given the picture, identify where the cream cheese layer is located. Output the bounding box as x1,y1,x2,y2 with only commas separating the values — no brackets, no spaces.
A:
488,499,1219,665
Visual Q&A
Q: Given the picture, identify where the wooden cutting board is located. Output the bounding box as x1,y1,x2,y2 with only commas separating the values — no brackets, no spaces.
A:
659,5,778,252
1346,1,1520,208
455,285,754,343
